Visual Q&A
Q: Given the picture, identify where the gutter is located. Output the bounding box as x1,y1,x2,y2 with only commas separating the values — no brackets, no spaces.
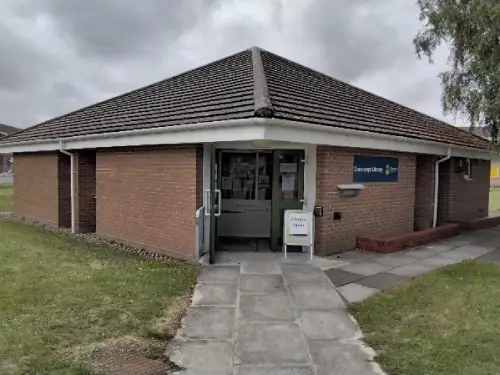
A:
433,148,452,228
0,118,492,160
59,140,76,233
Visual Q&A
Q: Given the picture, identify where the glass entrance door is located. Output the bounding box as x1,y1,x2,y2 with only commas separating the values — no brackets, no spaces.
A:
217,151,273,242
270,150,305,251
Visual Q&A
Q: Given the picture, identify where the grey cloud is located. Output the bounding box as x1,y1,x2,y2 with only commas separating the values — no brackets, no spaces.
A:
32,0,222,60
0,0,452,128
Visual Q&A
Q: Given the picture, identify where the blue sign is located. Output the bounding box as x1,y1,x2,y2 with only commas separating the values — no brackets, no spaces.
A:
353,155,399,182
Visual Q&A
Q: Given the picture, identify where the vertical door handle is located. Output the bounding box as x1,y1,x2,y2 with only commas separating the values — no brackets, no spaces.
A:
204,190,211,216
215,189,222,217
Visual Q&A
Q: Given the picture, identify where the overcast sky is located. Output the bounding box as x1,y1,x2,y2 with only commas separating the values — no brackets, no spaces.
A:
0,0,457,129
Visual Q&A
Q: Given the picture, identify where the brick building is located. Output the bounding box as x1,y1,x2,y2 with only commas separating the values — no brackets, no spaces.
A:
0,123,19,173
0,47,493,263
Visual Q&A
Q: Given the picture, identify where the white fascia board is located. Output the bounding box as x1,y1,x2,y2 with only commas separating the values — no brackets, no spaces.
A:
262,119,496,160
0,119,265,153
1,117,496,160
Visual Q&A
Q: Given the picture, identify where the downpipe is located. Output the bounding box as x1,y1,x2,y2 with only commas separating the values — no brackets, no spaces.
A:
433,147,451,228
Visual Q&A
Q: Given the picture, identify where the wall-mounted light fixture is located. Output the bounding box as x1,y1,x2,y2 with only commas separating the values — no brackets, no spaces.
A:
337,183,364,198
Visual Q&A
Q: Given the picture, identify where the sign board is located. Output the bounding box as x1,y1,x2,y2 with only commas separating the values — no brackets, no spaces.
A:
283,210,314,259
353,155,399,183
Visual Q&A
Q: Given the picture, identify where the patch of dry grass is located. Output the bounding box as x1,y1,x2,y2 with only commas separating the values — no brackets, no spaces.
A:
0,219,198,374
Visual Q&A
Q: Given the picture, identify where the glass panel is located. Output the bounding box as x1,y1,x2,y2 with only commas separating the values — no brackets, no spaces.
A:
278,151,299,201
220,153,256,200
257,153,273,200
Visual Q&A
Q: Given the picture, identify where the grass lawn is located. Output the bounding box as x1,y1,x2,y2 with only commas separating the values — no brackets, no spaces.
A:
0,184,12,212
489,188,500,212
350,261,500,375
0,219,198,374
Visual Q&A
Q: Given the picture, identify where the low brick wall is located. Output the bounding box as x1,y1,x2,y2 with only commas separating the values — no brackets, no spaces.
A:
460,216,500,231
356,223,461,253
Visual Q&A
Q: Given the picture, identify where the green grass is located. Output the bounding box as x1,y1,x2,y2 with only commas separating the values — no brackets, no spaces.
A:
350,261,500,375
489,188,500,212
0,219,198,374
0,184,12,212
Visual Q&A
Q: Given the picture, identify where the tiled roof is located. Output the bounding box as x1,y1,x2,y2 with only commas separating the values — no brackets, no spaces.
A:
3,47,490,150
0,123,20,136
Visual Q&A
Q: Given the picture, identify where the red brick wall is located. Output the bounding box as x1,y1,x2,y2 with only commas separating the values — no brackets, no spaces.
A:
13,152,71,227
315,147,416,255
75,151,96,233
95,145,202,259
439,158,490,223
414,155,436,230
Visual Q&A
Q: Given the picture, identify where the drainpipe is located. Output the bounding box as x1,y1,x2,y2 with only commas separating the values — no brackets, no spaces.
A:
433,147,452,228
59,140,76,233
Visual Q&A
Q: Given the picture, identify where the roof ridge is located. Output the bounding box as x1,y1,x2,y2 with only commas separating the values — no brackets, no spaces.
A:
250,46,274,118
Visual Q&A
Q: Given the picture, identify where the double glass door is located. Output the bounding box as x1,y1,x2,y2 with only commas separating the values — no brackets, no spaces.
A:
208,148,305,263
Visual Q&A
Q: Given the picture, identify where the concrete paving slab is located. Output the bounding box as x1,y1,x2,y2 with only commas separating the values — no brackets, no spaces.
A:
337,283,379,303
340,261,392,276
168,340,233,370
423,243,458,253
287,282,345,310
192,282,237,306
235,323,310,366
356,272,409,290
282,265,328,284
235,366,314,375
441,245,493,260
308,340,380,375
477,249,500,262
324,268,364,287
308,256,350,270
241,259,281,275
198,266,240,283
179,306,235,340
402,248,446,259
413,255,461,269
296,309,358,340
470,238,500,249
239,274,285,293
329,250,378,263
371,253,417,268
438,236,475,247
388,263,434,277
239,293,295,322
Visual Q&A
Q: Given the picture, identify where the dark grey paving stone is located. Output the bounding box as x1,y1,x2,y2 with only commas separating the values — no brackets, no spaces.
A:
239,293,295,322
323,268,364,287
240,274,285,293
330,250,378,263
192,282,237,306
198,266,240,283
235,323,310,366
477,249,500,263
179,306,235,339
356,272,409,290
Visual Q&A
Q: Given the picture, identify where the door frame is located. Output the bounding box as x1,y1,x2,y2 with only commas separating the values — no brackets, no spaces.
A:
202,142,317,260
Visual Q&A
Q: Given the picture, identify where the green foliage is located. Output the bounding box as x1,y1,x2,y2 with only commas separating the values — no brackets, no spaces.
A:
414,0,500,144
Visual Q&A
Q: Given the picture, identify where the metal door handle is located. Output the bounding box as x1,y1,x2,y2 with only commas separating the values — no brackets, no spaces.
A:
215,189,222,217
204,190,211,216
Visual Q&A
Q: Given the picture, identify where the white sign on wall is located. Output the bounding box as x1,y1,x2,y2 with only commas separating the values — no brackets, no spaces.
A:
283,210,314,260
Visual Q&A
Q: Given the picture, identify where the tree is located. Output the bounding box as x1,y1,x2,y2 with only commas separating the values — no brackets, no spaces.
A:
413,0,500,146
